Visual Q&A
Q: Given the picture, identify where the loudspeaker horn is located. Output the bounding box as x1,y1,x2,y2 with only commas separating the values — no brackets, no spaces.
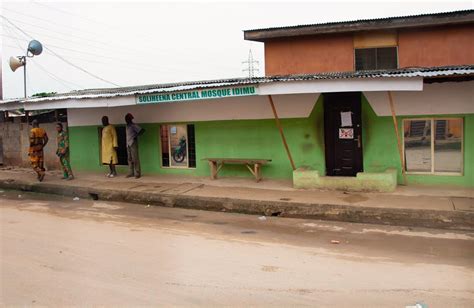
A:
27,40,43,56
9,56,25,72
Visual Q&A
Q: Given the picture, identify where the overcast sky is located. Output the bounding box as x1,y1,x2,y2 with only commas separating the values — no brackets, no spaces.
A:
1,0,472,99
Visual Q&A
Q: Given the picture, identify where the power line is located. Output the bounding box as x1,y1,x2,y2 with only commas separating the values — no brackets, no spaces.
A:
3,25,81,91
28,1,231,61
2,8,240,70
1,32,206,76
1,19,236,73
1,15,121,87
30,61,76,91
32,0,115,29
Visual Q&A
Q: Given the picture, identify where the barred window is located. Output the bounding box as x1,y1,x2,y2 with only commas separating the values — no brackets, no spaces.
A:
355,47,398,70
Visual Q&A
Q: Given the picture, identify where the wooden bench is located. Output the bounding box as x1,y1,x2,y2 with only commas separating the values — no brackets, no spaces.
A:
203,158,272,182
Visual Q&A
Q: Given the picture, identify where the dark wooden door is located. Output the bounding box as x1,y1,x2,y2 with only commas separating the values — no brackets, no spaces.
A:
324,92,363,176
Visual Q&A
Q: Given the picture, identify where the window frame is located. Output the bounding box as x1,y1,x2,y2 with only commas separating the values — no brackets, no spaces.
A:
160,124,196,170
402,117,464,176
353,46,399,71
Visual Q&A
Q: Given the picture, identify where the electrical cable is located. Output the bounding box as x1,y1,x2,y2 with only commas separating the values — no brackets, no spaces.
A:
3,26,81,91
1,15,121,87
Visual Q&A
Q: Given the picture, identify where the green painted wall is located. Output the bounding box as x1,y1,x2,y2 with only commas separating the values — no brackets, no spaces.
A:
68,94,473,187
69,96,326,179
361,94,474,187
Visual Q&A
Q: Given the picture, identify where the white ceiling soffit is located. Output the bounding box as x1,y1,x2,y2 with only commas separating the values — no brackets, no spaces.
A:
23,96,135,111
67,93,320,127
364,81,474,116
259,77,423,95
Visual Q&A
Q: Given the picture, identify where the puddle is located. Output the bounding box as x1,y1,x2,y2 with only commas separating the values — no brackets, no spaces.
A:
241,230,257,234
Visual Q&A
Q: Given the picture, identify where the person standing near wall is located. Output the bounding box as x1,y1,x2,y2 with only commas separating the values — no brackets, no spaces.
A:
125,113,145,179
29,119,48,182
55,122,74,180
101,116,118,178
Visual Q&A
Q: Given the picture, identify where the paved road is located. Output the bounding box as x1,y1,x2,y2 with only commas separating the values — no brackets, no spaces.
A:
1,190,473,307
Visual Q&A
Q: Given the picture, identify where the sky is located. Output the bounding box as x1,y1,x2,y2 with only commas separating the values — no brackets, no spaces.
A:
1,0,472,99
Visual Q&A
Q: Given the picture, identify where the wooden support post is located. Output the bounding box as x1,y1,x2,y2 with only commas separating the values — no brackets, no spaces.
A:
267,95,296,171
388,91,407,185
209,161,217,180
255,163,262,182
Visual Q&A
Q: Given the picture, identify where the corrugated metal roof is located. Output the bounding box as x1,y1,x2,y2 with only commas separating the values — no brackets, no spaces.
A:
2,65,473,104
244,10,474,41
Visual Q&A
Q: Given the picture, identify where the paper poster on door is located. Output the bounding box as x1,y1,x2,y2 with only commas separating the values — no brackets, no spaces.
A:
340,111,352,127
339,128,354,139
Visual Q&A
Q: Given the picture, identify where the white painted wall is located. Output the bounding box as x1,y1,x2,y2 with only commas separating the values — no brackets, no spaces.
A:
259,77,423,95
364,81,474,116
68,93,320,126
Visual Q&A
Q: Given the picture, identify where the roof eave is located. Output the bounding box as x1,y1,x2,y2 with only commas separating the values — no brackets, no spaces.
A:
244,13,474,42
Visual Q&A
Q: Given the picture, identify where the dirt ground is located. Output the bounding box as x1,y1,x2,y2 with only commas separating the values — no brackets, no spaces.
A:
1,190,473,307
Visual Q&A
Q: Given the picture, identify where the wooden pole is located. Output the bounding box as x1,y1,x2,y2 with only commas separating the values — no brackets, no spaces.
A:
388,91,407,185
267,95,296,171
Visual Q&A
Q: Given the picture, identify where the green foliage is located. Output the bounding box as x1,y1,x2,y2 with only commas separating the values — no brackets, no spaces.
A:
32,92,57,98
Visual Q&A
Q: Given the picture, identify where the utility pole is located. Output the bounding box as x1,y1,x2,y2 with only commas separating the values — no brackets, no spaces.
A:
242,49,259,78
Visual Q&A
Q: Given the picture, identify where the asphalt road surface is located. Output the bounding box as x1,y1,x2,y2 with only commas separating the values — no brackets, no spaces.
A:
1,189,473,307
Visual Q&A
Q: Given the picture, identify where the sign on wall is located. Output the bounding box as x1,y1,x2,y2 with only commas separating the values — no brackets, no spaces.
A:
137,86,258,104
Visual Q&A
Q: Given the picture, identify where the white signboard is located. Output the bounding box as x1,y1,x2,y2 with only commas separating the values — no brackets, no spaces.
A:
339,128,354,139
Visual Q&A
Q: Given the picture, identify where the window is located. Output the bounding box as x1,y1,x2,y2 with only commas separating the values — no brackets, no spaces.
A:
354,47,398,70
160,124,196,168
403,119,463,174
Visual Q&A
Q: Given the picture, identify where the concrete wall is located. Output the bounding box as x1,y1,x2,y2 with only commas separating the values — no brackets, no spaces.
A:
263,24,474,75
0,120,63,170
264,34,354,75
67,93,474,187
398,25,474,68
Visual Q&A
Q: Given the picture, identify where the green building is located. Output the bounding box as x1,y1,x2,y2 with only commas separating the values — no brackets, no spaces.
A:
1,11,473,191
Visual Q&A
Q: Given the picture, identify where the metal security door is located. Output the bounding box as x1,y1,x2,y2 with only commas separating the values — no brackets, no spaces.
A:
324,92,363,176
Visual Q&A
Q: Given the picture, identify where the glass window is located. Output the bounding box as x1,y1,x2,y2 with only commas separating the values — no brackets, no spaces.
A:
404,120,432,172
169,125,188,167
355,47,398,70
434,119,463,173
403,118,463,174
160,124,196,168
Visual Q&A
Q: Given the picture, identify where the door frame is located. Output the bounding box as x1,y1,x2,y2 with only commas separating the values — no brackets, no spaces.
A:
323,92,363,176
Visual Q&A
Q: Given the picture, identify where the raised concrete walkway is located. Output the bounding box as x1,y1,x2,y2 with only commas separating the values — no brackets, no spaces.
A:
0,167,472,230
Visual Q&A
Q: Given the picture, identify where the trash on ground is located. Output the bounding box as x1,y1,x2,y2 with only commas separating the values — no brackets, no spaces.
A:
73,197,80,201
406,303,428,308
330,240,340,244
258,216,267,221
17,194,22,198
146,204,150,208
